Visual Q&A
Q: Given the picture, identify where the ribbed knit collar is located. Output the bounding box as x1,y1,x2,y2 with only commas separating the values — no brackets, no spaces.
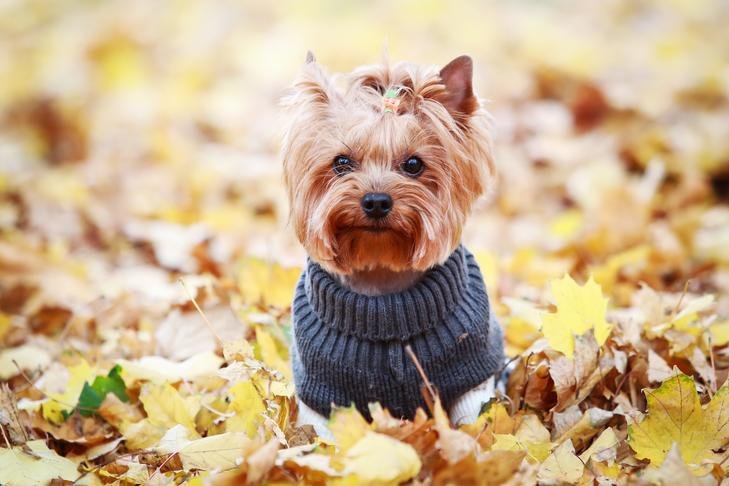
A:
304,246,472,341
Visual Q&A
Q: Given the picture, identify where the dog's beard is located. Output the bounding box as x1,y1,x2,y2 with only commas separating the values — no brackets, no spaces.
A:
303,182,457,275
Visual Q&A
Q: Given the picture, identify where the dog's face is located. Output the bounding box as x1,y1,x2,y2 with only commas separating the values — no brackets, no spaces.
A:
282,55,493,275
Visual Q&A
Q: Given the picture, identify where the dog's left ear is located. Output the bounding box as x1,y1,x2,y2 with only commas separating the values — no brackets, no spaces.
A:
439,55,478,118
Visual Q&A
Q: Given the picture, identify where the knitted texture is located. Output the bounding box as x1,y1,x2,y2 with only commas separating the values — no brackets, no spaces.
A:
291,245,504,419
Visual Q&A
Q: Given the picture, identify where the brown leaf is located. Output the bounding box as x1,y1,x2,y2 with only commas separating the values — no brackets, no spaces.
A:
29,411,115,445
547,334,599,411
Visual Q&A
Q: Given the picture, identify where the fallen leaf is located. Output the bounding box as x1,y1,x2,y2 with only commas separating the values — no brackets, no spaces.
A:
541,274,612,358
0,440,80,485
340,431,421,485
237,258,301,307
77,364,128,416
0,344,51,380
225,380,266,437
139,382,199,438
648,349,679,383
641,444,717,486
157,424,253,471
492,414,553,462
579,427,619,464
119,352,224,383
433,398,479,464
329,405,371,451
537,439,584,485
628,373,729,472
43,359,94,424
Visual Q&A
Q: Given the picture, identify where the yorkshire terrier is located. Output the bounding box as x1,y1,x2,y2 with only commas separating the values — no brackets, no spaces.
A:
282,53,504,438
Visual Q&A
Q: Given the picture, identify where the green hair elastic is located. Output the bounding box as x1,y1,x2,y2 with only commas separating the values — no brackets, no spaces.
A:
382,87,403,113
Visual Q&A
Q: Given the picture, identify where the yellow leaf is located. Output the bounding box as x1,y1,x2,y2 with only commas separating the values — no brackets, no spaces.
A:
579,427,619,463
329,406,371,452
641,444,717,486
460,401,515,438
91,35,147,90
670,295,715,334
340,431,421,485
122,418,166,450
139,383,199,438
541,274,611,358
473,249,499,291
237,258,301,307
537,439,584,484
492,414,553,463
255,327,292,381
549,209,583,239
119,352,223,384
157,424,253,471
591,245,650,293
270,381,295,397
0,313,10,340
226,380,266,438
710,321,729,346
628,373,729,473
44,359,94,424
0,440,80,485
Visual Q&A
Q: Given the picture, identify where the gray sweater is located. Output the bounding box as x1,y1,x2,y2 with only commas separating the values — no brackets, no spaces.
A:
290,245,504,419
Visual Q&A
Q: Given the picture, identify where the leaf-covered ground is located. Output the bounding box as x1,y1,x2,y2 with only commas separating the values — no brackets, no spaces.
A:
1,0,728,484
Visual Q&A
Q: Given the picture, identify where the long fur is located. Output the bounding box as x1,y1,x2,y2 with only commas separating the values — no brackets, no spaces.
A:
281,57,494,277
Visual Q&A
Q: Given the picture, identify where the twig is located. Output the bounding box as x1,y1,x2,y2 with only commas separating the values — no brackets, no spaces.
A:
669,279,692,321
404,345,436,414
708,333,717,396
0,424,11,449
178,277,222,345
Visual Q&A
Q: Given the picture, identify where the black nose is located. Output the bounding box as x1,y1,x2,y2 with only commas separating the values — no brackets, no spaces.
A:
361,192,393,219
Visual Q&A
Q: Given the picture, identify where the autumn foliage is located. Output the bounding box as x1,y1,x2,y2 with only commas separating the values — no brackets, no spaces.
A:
1,1,728,485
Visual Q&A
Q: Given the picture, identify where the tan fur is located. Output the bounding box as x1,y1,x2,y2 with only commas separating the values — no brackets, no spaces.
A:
281,56,493,281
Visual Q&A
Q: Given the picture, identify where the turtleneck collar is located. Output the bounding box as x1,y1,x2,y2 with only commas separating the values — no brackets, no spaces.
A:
303,246,471,341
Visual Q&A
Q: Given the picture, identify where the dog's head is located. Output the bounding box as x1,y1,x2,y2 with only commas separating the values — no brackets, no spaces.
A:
282,54,493,275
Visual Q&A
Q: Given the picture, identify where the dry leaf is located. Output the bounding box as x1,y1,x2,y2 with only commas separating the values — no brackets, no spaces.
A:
537,439,584,485
541,274,612,358
341,431,421,485
0,440,80,485
628,373,729,473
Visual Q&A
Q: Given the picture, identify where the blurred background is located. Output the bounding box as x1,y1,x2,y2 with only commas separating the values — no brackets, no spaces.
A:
1,0,728,356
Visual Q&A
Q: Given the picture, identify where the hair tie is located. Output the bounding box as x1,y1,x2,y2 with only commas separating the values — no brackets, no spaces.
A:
382,87,402,114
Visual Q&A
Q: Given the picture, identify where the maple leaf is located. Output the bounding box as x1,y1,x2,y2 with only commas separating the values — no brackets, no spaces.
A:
225,380,266,438
237,258,301,308
255,326,292,381
329,405,371,451
579,427,619,464
541,274,612,358
537,439,584,485
0,440,80,485
628,373,729,473
340,431,422,485
492,414,553,462
139,382,199,438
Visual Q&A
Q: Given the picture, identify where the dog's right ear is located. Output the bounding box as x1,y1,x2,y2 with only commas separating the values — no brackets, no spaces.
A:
289,50,337,107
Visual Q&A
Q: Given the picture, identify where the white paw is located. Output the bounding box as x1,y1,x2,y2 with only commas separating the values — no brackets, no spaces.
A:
296,399,334,442
449,377,496,426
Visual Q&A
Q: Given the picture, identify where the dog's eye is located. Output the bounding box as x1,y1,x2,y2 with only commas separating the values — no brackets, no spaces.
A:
401,156,424,177
333,155,355,176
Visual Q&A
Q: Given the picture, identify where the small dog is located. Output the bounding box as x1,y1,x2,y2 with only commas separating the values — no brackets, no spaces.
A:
282,53,504,438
